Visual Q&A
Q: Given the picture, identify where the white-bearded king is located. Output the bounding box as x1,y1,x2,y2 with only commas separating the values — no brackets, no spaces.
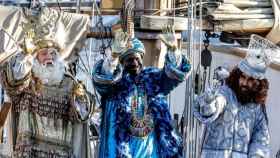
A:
0,39,94,158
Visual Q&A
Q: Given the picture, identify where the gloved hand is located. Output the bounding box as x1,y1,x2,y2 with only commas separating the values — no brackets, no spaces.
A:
160,25,182,65
111,30,129,57
72,81,86,98
204,86,218,103
159,25,178,51
21,32,37,56
104,28,129,74
198,87,218,116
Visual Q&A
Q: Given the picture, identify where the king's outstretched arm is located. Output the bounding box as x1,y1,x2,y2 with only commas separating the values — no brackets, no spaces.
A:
92,30,128,97
145,26,192,96
193,87,227,123
1,52,34,95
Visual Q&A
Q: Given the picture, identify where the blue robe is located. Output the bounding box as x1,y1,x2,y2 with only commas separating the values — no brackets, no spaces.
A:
92,53,191,158
193,85,270,158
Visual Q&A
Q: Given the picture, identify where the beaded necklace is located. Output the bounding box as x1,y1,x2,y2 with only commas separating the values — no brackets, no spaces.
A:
128,85,154,138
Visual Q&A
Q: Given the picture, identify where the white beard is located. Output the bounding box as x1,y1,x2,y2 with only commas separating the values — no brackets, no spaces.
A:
32,58,66,86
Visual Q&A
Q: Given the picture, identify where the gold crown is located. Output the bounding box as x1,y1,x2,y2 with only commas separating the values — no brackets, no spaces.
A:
34,39,60,52
22,37,61,54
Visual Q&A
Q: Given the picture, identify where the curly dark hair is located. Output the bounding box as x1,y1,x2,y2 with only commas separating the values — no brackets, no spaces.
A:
226,67,269,105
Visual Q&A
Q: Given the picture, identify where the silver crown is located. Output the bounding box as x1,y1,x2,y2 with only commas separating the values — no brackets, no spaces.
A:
238,34,280,79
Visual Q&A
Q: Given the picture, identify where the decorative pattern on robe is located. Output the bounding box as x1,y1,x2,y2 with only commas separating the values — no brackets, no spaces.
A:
193,85,270,158
0,56,93,158
92,52,191,158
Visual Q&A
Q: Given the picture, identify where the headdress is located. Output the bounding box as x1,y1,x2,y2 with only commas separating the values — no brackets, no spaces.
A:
119,38,145,62
0,6,89,64
21,7,89,59
238,34,280,79
21,8,63,54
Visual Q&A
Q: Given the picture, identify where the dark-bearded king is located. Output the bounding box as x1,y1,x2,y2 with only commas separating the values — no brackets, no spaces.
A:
194,35,272,158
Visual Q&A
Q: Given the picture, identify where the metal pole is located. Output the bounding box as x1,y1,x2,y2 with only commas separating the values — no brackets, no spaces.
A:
184,0,204,157
76,0,81,13
183,0,194,157
191,1,196,155
195,1,204,156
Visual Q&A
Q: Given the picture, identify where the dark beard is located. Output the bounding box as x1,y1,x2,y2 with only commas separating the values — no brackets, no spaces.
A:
236,86,255,104
225,67,269,106
124,65,141,76
125,69,138,75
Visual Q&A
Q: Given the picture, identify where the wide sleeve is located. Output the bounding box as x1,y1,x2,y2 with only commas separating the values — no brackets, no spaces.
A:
248,107,270,158
91,59,123,97
0,53,33,95
145,51,191,96
149,95,183,157
193,87,227,124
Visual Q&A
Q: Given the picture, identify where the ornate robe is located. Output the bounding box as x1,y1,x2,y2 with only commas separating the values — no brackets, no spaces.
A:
0,55,93,158
193,85,270,158
92,52,191,158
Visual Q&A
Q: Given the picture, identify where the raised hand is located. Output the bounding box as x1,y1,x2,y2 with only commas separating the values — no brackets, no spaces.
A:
204,86,218,103
111,30,129,57
102,28,129,74
159,25,178,51
22,32,37,55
